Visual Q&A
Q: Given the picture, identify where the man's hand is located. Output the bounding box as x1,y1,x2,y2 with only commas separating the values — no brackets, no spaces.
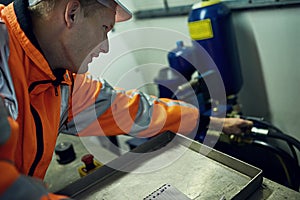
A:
210,117,253,135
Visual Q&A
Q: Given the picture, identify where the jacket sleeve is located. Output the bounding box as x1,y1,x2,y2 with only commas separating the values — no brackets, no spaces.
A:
61,74,199,138
0,98,71,200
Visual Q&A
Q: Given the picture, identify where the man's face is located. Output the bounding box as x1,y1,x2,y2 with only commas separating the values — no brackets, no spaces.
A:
65,2,116,73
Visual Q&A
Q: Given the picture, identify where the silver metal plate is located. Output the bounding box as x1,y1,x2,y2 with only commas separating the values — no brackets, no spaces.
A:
57,132,262,200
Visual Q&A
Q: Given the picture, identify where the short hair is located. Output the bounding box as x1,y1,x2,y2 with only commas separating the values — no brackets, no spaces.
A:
28,0,101,18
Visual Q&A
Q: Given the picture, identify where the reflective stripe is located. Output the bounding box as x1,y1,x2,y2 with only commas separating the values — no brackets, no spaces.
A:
129,92,197,136
0,97,10,145
0,175,48,200
61,79,117,134
58,85,70,131
0,21,18,120
128,91,153,136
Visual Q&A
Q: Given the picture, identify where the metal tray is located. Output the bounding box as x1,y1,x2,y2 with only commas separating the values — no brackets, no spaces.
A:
57,131,263,200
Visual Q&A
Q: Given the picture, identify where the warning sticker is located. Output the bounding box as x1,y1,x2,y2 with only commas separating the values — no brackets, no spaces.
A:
188,19,214,40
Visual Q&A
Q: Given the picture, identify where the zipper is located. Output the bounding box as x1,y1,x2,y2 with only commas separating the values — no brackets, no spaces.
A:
54,86,58,96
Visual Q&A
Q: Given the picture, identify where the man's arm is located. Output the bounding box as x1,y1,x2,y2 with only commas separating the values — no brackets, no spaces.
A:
60,74,199,138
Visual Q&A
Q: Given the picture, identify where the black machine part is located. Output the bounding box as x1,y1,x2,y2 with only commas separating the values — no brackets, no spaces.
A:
55,142,76,165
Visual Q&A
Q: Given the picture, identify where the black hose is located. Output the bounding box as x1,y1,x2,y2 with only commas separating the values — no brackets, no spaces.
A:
251,140,296,189
240,116,300,164
268,130,300,152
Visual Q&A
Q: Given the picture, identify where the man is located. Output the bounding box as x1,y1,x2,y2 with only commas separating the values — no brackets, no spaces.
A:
0,0,252,199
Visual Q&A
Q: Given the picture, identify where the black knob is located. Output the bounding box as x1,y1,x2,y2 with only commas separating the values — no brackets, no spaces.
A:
55,142,76,164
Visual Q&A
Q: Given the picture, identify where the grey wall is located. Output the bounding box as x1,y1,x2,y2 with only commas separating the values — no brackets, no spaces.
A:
232,6,300,141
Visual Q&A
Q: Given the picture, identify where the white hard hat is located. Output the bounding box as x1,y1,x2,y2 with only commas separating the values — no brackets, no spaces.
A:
28,0,132,22
97,0,132,22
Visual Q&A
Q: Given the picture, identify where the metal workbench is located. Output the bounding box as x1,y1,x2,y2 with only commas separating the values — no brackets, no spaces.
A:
44,132,300,200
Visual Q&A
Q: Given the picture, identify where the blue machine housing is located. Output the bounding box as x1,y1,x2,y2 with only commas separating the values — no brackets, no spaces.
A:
167,41,196,81
188,0,243,96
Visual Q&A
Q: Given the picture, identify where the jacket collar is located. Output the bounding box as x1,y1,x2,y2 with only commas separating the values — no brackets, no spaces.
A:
13,0,42,52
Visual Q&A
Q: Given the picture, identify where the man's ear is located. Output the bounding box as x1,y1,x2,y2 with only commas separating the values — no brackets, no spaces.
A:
64,0,81,28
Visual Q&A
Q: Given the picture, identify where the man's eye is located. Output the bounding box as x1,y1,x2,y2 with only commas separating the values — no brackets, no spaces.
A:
103,25,109,31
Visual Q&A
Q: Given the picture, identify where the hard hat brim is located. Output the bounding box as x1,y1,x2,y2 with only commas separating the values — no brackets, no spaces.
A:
28,0,132,22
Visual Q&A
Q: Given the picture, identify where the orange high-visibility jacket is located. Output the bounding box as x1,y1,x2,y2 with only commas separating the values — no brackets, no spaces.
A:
0,0,198,187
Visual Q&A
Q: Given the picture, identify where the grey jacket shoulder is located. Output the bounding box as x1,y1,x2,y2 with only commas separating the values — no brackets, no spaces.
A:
0,20,18,119
0,19,9,49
